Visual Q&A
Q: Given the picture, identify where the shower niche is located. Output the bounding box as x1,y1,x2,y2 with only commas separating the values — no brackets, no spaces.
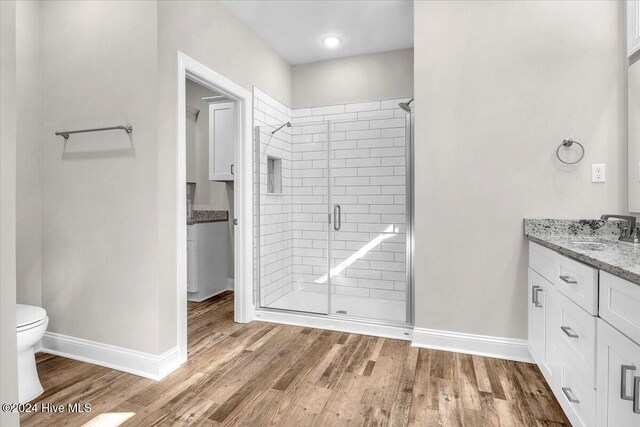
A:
267,156,282,195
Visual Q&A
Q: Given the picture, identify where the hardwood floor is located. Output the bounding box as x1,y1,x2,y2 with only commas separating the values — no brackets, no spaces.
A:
22,291,569,426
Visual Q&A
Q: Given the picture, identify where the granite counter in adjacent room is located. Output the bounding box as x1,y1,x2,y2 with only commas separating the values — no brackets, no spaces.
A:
524,219,640,285
187,210,228,225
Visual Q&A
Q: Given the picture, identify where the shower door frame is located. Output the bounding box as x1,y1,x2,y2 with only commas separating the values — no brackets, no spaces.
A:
255,110,416,334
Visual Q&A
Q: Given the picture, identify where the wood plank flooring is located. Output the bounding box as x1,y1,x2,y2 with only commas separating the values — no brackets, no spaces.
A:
21,292,569,426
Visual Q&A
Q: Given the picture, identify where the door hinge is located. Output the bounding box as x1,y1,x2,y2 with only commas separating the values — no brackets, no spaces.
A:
233,218,238,225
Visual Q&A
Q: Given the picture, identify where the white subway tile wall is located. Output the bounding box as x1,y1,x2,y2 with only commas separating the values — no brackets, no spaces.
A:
255,89,409,321
254,88,294,307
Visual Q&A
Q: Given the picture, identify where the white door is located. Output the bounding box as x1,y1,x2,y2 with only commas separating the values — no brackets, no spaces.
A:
596,319,640,427
209,101,235,181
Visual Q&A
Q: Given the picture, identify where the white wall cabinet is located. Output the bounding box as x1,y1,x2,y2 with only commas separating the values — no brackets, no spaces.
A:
528,242,640,427
208,101,235,181
187,222,229,301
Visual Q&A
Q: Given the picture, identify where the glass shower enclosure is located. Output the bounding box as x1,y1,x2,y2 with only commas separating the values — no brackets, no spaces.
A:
254,111,412,325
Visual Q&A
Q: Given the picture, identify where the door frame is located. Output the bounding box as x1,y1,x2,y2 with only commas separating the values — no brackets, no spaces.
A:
176,52,254,362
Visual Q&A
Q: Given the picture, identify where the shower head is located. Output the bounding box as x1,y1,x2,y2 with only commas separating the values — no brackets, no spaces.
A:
398,98,414,113
272,122,291,135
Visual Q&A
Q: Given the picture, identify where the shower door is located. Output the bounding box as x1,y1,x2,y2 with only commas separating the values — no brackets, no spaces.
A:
327,117,408,323
256,111,410,324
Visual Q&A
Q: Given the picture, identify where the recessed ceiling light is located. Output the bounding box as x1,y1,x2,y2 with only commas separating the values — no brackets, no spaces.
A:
322,36,341,48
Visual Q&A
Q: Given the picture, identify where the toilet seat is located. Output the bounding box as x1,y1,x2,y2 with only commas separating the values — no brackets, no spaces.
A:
16,304,47,332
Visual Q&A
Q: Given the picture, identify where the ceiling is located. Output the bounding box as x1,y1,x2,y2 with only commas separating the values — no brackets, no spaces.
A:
222,0,414,65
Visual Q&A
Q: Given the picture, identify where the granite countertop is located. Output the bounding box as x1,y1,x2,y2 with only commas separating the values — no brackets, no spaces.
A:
187,210,228,225
524,219,640,285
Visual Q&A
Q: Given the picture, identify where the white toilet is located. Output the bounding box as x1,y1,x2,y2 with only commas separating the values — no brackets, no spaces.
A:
16,304,48,403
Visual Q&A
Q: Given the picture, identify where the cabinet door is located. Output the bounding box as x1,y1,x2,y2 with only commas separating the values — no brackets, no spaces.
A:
528,268,558,384
187,240,197,293
209,101,235,181
529,269,547,369
596,319,640,427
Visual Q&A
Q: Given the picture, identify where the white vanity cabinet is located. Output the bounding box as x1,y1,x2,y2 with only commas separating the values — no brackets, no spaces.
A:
187,222,229,301
208,101,236,182
527,242,640,427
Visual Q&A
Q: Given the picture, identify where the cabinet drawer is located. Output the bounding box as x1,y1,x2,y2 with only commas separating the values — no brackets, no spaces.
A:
557,350,597,427
556,254,599,315
529,242,558,285
556,292,597,387
187,225,195,242
599,272,640,346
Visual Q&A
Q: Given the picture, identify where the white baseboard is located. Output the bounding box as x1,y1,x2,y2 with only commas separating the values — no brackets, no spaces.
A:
41,332,184,380
187,283,234,303
411,327,532,363
254,309,413,341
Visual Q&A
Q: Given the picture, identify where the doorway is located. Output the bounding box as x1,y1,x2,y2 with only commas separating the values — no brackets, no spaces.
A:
176,52,253,362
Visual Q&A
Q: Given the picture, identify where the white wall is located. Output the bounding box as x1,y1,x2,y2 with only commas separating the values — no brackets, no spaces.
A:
156,0,292,351
40,0,161,353
292,48,413,109
16,0,42,307
414,1,625,339
1,0,20,424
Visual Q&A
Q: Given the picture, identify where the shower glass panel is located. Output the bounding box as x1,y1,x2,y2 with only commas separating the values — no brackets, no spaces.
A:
255,104,410,325
328,119,407,323
255,122,329,314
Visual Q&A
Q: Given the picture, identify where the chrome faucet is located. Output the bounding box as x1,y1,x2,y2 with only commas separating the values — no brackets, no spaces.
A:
601,214,640,243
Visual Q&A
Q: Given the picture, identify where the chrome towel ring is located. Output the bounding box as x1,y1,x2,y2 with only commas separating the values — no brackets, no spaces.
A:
556,139,585,165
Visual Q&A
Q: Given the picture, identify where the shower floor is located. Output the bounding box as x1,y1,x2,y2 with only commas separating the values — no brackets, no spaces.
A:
266,290,406,323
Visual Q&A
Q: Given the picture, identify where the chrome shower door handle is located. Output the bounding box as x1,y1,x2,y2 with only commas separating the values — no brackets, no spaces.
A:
333,205,341,231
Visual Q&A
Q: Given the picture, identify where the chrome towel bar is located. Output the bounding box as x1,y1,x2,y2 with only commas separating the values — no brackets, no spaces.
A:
55,124,133,140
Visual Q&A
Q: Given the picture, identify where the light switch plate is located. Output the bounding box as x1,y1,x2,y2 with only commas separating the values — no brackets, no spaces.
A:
592,164,605,183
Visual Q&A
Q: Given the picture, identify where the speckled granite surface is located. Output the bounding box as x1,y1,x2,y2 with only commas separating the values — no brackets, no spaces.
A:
187,210,228,225
524,219,640,285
